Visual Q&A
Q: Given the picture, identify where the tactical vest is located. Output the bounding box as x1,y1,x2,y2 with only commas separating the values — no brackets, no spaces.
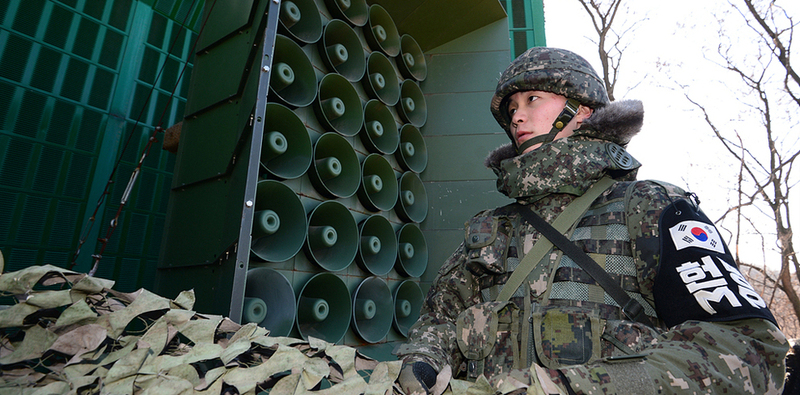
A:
456,181,665,379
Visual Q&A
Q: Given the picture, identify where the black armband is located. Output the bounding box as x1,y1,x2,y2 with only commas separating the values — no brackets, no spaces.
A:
654,199,776,327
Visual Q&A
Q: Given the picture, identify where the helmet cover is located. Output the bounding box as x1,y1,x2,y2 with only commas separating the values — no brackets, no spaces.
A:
490,47,610,134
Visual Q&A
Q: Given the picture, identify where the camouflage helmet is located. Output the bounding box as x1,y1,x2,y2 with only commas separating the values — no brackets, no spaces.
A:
490,47,610,133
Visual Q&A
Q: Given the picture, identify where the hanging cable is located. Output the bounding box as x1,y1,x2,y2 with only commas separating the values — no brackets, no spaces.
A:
70,0,219,274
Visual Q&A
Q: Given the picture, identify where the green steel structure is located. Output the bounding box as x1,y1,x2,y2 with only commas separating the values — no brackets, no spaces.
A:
0,0,202,291
0,0,545,355
503,0,547,57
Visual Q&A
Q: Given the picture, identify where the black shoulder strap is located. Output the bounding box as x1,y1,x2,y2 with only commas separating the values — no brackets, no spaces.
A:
516,200,655,327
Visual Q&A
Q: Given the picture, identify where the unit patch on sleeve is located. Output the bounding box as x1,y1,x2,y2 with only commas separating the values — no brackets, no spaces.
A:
654,199,777,328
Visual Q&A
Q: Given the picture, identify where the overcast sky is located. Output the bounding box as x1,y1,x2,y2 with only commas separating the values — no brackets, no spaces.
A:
541,0,799,270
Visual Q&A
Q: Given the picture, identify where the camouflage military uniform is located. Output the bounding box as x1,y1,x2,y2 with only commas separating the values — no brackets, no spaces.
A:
395,98,789,394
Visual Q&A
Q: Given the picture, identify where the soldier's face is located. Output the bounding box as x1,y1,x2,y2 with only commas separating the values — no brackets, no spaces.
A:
507,91,588,154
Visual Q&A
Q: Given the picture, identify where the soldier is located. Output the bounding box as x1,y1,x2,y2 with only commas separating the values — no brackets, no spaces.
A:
394,47,789,394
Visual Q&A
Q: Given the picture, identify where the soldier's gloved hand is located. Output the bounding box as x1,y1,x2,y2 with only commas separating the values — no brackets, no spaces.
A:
397,361,437,394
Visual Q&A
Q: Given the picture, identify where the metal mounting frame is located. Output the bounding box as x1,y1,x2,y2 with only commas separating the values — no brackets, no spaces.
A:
228,0,282,323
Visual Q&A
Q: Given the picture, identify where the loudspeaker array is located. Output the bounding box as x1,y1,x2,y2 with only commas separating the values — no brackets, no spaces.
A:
244,0,429,347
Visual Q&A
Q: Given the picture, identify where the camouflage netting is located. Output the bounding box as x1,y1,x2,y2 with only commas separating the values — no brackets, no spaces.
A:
0,265,517,395
0,265,403,394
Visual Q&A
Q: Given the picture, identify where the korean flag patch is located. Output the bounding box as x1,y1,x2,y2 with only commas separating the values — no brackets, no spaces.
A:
669,220,725,254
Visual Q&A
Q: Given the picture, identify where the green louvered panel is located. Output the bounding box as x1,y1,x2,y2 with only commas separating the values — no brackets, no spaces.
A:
75,108,103,152
63,152,94,198
0,82,14,126
15,91,47,138
0,138,33,188
62,152,94,198
32,146,65,194
92,0,202,292
6,249,37,274
0,34,31,83
31,47,62,92
143,258,158,284
124,213,149,255
89,68,116,109
12,0,45,37
0,0,201,294
0,2,9,25
42,250,71,267
116,258,143,291
61,59,89,101
502,0,546,57
136,172,157,211
0,190,15,242
16,195,50,245
148,217,164,256
73,18,100,59
43,5,74,49
100,31,126,68
48,200,82,249
139,46,163,84
45,101,76,146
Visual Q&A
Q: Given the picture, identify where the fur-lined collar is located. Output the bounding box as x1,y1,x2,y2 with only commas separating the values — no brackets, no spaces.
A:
577,99,643,146
485,99,644,169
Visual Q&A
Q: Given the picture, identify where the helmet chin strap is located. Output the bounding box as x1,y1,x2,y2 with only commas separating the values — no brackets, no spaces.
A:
515,98,581,154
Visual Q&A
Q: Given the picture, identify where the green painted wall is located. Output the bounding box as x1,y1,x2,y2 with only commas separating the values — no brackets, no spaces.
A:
418,20,516,295
415,1,547,294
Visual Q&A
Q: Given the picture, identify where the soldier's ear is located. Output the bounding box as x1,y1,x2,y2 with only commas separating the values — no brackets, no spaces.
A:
577,105,593,121
575,105,593,127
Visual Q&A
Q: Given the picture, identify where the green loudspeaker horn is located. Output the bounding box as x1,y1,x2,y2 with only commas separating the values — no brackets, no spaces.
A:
251,180,307,262
360,99,399,155
278,0,322,44
305,200,358,271
270,35,317,108
357,153,398,212
319,20,365,82
242,297,267,324
396,171,428,223
396,124,428,173
397,79,427,128
364,4,400,57
314,73,364,137
308,132,361,198
324,0,368,27
356,214,398,276
393,280,423,337
396,223,428,278
244,268,296,336
261,103,312,179
297,273,352,343
352,276,393,343
398,34,427,82
362,51,400,106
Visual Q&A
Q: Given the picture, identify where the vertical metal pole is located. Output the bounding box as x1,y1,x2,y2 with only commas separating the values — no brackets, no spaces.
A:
228,0,282,323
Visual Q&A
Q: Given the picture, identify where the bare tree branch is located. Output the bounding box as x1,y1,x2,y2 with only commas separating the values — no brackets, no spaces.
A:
577,0,800,336
576,0,626,100
742,1,800,107
675,0,800,335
